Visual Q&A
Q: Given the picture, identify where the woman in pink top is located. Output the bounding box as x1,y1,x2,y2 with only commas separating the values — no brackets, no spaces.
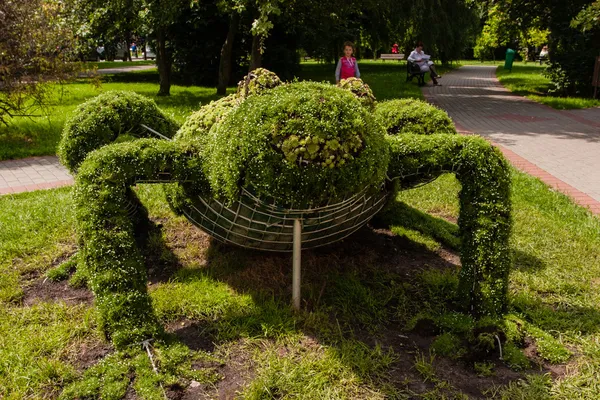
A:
335,41,361,84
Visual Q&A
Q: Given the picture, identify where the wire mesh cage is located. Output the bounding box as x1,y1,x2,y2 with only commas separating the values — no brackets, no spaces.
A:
180,186,389,252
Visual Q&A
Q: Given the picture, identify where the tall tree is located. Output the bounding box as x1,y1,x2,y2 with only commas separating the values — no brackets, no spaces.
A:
140,0,190,96
248,0,282,70
69,0,142,62
480,0,598,95
217,0,245,95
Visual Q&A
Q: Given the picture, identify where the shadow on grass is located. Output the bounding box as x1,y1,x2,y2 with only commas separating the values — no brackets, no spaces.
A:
138,197,569,397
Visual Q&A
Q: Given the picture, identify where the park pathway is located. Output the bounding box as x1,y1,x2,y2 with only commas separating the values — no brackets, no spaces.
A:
423,65,600,214
80,64,156,77
0,156,73,195
1,64,156,195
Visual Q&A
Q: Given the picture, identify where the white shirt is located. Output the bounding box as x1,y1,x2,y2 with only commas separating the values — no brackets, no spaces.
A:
408,49,431,66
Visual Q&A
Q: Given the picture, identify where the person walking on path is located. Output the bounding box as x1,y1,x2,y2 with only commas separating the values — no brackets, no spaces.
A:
408,41,442,85
335,41,361,84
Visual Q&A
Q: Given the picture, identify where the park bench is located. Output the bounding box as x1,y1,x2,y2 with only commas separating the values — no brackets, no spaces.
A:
406,60,426,86
537,55,548,65
380,53,405,61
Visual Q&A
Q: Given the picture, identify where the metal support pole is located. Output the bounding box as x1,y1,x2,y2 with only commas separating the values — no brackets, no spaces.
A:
292,219,302,310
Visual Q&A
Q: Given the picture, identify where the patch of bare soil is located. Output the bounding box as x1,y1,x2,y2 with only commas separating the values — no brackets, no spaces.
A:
358,323,569,399
197,224,459,311
65,340,113,370
183,340,255,400
164,322,256,399
21,277,93,307
522,337,568,378
145,217,212,284
167,319,216,353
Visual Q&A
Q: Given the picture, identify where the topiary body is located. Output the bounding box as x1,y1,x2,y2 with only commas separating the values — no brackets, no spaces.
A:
59,91,180,172
202,82,388,207
60,69,513,348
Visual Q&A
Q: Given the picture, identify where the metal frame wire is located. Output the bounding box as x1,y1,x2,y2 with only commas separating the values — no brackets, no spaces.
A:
180,186,389,252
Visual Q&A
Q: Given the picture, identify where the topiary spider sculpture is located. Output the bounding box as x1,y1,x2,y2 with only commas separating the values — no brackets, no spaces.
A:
59,69,511,348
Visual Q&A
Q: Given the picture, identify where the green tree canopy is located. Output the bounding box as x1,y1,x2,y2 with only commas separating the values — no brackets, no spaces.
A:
0,0,77,124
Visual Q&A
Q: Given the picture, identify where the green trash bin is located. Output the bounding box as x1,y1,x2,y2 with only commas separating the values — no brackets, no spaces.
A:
504,48,516,71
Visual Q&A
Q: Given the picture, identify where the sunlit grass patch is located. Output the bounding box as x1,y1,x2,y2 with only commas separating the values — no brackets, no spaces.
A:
496,63,600,109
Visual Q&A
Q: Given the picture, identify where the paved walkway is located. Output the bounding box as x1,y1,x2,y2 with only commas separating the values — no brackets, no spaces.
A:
423,65,600,214
0,156,73,195
80,64,156,77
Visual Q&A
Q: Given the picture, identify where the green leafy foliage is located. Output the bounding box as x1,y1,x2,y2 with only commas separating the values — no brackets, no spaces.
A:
236,67,283,99
46,256,78,282
58,91,180,173
0,0,78,124
571,1,600,31
503,342,531,371
205,81,389,207
174,94,241,143
431,333,466,359
74,139,207,347
337,77,377,110
375,99,456,136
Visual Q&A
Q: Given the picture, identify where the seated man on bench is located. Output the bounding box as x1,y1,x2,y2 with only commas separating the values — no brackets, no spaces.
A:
538,45,548,65
408,41,442,86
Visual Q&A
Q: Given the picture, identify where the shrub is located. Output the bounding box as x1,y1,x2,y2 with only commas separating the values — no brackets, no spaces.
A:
337,77,376,110
204,81,389,207
375,99,456,136
174,94,241,143
236,68,283,99
431,333,466,359
58,91,180,173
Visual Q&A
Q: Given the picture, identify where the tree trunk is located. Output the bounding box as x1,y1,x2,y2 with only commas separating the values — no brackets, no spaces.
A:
249,34,262,71
121,40,132,62
156,29,171,96
217,12,240,95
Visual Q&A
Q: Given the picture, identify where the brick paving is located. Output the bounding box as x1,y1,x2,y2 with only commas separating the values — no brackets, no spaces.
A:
0,156,73,195
423,65,600,214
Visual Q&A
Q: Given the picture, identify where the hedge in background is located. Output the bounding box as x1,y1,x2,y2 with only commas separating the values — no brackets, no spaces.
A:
386,134,512,315
58,91,180,173
375,99,456,136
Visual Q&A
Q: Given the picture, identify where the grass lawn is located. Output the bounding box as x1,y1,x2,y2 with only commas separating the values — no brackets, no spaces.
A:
1,62,600,399
496,62,600,110
1,164,599,398
0,74,229,161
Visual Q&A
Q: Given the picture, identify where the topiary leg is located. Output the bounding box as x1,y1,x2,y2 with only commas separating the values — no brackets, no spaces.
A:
75,139,206,348
58,91,180,173
386,134,512,317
